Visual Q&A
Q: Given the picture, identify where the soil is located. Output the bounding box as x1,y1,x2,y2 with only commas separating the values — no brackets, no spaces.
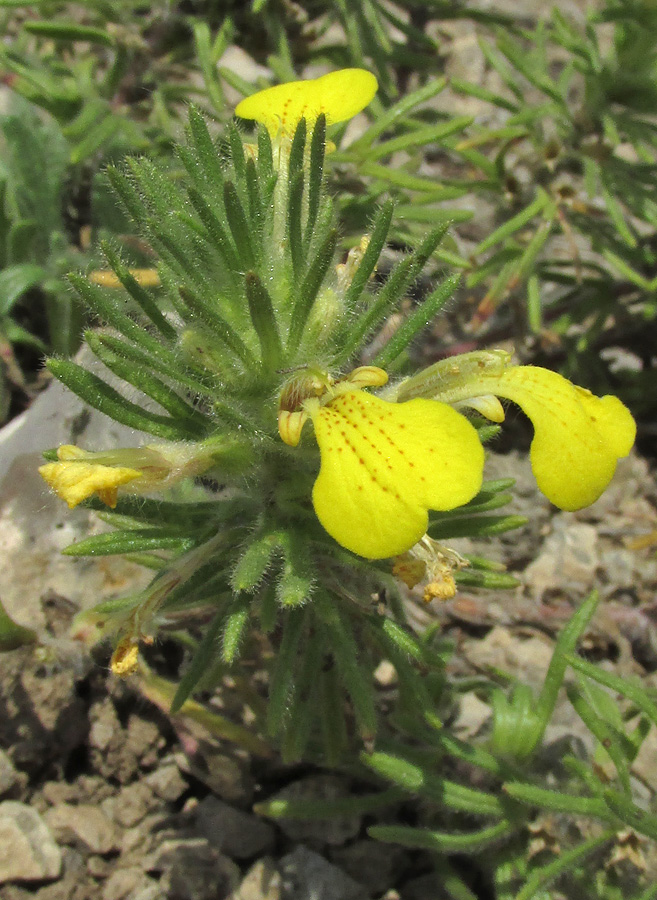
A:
0,445,655,900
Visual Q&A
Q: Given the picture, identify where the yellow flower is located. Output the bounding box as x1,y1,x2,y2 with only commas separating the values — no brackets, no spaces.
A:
89,268,160,288
235,68,378,139
39,441,219,510
278,367,484,560
397,353,636,512
39,446,143,509
476,366,636,510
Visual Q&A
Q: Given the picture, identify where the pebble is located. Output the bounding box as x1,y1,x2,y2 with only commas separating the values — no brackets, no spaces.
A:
112,781,157,829
102,866,144,900
148,837,240,900
523,519,599,598
268,776,361,847
195,796,275,860
144,763,188,802
230,857,282,900
330,840,405,895
279,846,367,900
0,801,62,883
175,748,254,805
44,802,118,854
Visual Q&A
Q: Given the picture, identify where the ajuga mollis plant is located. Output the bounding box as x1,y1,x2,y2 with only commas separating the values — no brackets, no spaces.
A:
39,69,636,758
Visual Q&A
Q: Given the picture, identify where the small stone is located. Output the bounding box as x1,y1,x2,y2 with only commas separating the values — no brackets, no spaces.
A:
44,803,117,854
462,626,553,693
279,847,366,900
331,840,404,895
148,837,240,900
373,661,397,687
113,781,157,829
102,866,143,900
125,716,163,767
523,519,599,598
120,814,164,858
0,750,22,798
130,881,166,900
400,872,451,900
89,699,121,752
0,801,62,883
42,781,79,806
144,763,188,802
451,692,492,740
175,748,254,804
231,857,282,900
195,796,275,860
87,855,113,878
269,776,361,847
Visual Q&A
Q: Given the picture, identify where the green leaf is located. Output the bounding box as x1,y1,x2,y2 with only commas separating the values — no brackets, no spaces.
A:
368,821,514,854
47,357,198,440
267,607,308,736
84,332,209,433
337,224,448,363
244,272,283,370
0,263,46,315
171,606,226,713
362,117,474,163
222,599,250,664
287,227,338,354
372,273,461,369
231,532,280,593
63,530,196,557
473,191,549,256
343,200,395,314
429,514,528,540
0,600,37,651
23,20,115,45
99,244,175,339
349,77,448,150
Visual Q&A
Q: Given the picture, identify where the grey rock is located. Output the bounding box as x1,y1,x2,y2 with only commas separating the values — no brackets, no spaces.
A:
400,872,452,900
523,518,600,598
112,781,157,829
0,801,62,883
195,796,275,860
175,748,254,805
44,802,118,854
231,858,282,900
279,846,367,900
102,866,145,900
144,763,188,802
0,648,88,775
148,837,240,900
130,881,167,900
270,776,361,847
0,361,152,637
331,840,405,895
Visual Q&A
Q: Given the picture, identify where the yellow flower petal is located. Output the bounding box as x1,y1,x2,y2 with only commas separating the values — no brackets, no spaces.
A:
310,390,484,559
235,69,378,137
90,268,160,288
39,460,143,509
480,366,636,510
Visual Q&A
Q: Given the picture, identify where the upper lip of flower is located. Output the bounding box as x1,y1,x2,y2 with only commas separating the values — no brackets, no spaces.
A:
235,68,379,138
